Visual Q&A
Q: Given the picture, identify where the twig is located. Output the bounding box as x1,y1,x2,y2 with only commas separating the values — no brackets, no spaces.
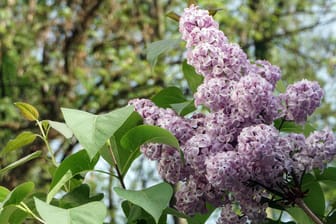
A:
107,140,126,189
295,198,324,224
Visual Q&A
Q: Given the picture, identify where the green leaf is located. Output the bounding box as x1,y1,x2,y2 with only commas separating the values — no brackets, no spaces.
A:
187,203,215,224
47,150,99,203
14,102,39,121
151,86,187,108
165,204,216,224
315,167,336,182
275,79,286,93
286,207,314,224
274,119,316,136
120,125,182,173
59,184,104,209
8,208,27,224
100,111,143,175
146,39,180,68
301,173,325,217
35,198,106,224
0,187,10,202
170,100,196,116
1,131,37,155
0,151,42,175
47,120,73,139
0,205,18,224
182,61,204,93
120,125,181,168
61,106,135,159
0,182,34,208
114,182,173,223
122,201,157,224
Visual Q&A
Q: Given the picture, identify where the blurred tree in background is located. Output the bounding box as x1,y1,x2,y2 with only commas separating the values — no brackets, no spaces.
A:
0,0,335,223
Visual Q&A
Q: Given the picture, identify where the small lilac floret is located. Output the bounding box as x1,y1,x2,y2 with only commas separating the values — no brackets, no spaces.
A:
281,79,323,124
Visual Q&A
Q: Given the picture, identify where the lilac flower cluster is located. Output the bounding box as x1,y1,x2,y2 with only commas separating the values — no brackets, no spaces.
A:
128,4,335,224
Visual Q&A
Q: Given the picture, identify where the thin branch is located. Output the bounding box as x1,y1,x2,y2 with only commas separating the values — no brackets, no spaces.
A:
295,198,324,224
107,140,126,189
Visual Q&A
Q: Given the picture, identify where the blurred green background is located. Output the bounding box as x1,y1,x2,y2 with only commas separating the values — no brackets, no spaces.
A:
0,0,335,223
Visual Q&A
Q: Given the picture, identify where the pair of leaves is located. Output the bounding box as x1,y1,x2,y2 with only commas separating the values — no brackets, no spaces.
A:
99,111,143,176
47,150,99,203
0,182,35,223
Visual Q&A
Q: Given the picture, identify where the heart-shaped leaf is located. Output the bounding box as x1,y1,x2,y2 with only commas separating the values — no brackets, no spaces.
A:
35,198,106,224
61,106,134,159
114,182,173,223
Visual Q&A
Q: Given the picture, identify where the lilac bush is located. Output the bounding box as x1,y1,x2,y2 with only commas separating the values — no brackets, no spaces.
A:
129,4,335,224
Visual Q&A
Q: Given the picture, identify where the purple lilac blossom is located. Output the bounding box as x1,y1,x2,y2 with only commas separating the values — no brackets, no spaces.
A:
187,27,228,48
157,114,194,145
183,133,225,175
249,60,281,89
205,151,244,189
157,146,189,184
231,74,281,124
205,111,240,144
305,129,336,170
194,77,235,112
281,79,324,124
187,43,250,80
179,5,219,42
278,133,308,174
236,188,268,224
174,177,207,215
187,43,226,78
237,124,286,187
128,98,160,125
140,143,162,161
217,204,247,224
